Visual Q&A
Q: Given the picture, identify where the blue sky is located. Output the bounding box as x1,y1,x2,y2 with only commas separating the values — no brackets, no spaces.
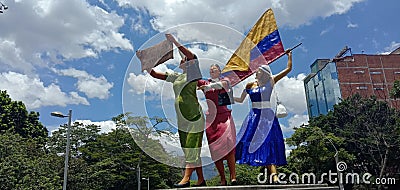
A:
0,0,399,159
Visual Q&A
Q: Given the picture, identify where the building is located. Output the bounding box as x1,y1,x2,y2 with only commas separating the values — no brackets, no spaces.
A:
304,47,400,118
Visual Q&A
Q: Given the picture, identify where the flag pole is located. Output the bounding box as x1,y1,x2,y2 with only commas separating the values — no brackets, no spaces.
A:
288,42,302,52
274,42,302,61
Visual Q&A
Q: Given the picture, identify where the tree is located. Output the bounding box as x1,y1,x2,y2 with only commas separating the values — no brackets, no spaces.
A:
389,80,400,99
45,114,182,189
0,91,59,189
47,121,102,190
285,124,355,188
110,114,181,188
64,114,182,189
47,122,101,158
287,94,400,189
0,132,62,189
0,90,48,142
331,95,399,179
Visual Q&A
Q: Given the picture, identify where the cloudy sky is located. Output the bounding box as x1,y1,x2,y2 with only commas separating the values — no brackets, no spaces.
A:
1,0,399,158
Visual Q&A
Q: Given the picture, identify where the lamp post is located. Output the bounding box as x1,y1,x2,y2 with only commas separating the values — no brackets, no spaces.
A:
327,138,344,190
300,124,344,190
51,110,72,190
142,177,149,190
137,164,141,190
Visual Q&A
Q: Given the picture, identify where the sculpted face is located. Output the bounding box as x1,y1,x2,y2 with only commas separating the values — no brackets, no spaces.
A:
256,68,271,82
209,65,221,79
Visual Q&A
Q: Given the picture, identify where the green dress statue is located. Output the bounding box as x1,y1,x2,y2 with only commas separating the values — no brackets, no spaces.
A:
166,72,204,164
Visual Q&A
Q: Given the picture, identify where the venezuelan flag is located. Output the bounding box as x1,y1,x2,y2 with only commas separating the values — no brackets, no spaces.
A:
221,8,285,86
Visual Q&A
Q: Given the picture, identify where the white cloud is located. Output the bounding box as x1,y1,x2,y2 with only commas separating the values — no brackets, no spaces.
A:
75,119,117,134
274,74,308,115
347,20,358,28
115,0,365,33
0,0,133,74
191,45,234,72
0,71,89,109
126,64,175,100
381,41,400,55
0,39,36,74
289,114,309,129
129,14,149,34
320,25,335,36
57,68,114,99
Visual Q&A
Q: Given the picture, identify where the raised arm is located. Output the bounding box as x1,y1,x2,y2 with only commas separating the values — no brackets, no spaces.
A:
273,50,293,83
165,34,195,60
150,69,167,80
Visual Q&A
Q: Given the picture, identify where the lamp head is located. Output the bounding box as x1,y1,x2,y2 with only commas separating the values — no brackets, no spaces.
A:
1,2,7,10
51,112,68,118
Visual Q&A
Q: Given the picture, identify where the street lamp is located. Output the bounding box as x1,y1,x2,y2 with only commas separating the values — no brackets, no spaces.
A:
0,2,8,13
327,138,344,190
142,177,149,190
51,110,72,190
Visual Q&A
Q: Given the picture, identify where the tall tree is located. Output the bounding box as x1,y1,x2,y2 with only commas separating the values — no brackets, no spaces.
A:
47,121,101,189
47,122,101,157
0,90,48,142
110,114,181,189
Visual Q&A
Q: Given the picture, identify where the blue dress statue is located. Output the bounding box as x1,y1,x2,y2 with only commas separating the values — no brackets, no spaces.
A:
235,81,287,166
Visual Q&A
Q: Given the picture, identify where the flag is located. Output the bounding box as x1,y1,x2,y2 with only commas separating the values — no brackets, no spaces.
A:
221,8,285,86
136,40,173,73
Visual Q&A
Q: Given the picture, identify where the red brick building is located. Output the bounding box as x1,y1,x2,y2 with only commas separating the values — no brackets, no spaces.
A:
304,47,400,117
335,49,400,109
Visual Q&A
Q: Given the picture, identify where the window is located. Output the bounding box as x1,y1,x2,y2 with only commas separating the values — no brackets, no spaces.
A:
356,86,368,90
353,70,365,74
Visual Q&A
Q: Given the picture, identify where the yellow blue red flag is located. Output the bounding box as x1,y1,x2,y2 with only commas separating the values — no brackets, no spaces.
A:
221,8,285,86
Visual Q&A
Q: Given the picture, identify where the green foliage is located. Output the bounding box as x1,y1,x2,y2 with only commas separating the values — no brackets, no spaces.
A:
0,90,48,143
330,95,399,176
46,114,181,189
47,122,101,157
389,80,400,99
235,164,264,185
0,132,62,190
108,114,182,188
76,127,180,189
287,94,400,189
0,99,208,189
286,124,354,176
